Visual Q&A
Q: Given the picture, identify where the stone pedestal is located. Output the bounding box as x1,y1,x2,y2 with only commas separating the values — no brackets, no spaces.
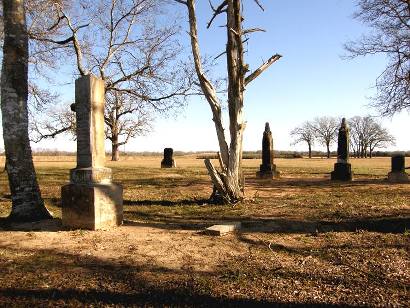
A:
62,75,123,230
256,164,280,179
62,183,123,230
161,148,176,168
331,163,353,181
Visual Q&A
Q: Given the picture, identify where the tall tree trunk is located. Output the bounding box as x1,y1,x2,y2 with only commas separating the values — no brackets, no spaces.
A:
1,0,52,221
111,134,120,161
308,142,312,158
326,142,330,158
181,0,279,204
224,0,245,202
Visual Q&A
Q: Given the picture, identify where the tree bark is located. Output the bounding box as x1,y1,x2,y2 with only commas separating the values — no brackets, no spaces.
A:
111,143,120,161
326,142,330,158
111,134,120,161
1,0,52,221
308,142,312,158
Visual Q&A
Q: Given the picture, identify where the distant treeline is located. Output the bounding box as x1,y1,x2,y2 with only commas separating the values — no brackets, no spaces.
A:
2,149,407,158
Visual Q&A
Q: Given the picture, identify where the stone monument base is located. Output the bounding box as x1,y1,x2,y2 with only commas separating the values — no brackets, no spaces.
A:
331,163,353,181
387,171,409,183
62,183,123,230
161,160,176,168
256,164,280,179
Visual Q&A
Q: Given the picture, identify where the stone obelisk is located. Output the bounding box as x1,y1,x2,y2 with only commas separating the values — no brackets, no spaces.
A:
331,118,353,181
256,122,280,178
61,75,123,230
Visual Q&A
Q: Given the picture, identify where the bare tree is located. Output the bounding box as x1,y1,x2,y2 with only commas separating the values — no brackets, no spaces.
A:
349,116,365,158
349,115,395,158
345,0,410,116
312,116,339,158
290,121,315,158
28,0,194,160
105,92,152,161
30,103,76,142
176,0,281,204
1,0,52,221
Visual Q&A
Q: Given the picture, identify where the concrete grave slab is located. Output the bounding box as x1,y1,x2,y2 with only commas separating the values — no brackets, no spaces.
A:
205,222,241,236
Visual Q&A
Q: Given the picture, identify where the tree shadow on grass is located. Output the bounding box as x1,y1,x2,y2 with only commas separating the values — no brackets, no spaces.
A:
0,244,351,307
124,198,210,207
246,177,397,189
123,211,410,234
0,217,64,232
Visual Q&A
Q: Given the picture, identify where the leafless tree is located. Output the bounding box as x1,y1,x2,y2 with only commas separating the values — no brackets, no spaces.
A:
1,0,52,221
312,116,339,158
176,0,281,204
349,116,366,158
28,0,195,160
105,92,152,161
349,115,395,158
290,121,315,158
345,0,410,116
30,103,76,142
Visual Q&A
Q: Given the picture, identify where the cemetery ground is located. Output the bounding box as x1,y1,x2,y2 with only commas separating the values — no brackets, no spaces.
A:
0,156,409,307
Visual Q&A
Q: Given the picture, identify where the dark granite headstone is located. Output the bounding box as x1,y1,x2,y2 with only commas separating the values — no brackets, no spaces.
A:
387,154,408,182
331,118,353,181
336,118,349,163
256,122,279,178
161,147,176,168
391,155,405,172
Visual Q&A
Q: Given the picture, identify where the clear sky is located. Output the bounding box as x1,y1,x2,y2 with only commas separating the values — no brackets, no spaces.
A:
8,0,410,153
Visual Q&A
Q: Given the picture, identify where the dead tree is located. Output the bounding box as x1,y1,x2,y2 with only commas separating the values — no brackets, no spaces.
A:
176,0,281,204
1,0,52,221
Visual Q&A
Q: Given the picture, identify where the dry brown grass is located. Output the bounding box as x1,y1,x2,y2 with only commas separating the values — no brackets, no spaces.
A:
0,155,409,306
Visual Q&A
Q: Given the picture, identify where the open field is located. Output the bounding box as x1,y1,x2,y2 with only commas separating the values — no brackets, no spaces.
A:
0,156,409,306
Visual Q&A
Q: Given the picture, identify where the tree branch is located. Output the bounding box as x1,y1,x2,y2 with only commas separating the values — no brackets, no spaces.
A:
244,54,281,86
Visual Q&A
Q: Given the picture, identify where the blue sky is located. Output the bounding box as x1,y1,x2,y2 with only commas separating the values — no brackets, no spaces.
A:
23,0,410,153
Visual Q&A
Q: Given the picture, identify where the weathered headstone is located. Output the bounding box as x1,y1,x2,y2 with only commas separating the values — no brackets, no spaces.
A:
387,154,409,182
161,148,176,168
61,75,123,230
331,118,353,181
256,122,279,178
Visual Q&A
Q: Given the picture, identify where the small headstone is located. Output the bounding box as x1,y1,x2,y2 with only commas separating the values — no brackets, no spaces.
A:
205,222,241,236
331,118,353,181
61,75,123,230
161,147,176,168
256,122,280,178
387,154,409,183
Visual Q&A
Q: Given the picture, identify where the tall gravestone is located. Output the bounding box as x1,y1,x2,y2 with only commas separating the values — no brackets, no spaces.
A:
61,75,123,230
387,154,409,182
331,118,353,181
161,148,176,168
256,122,279,178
